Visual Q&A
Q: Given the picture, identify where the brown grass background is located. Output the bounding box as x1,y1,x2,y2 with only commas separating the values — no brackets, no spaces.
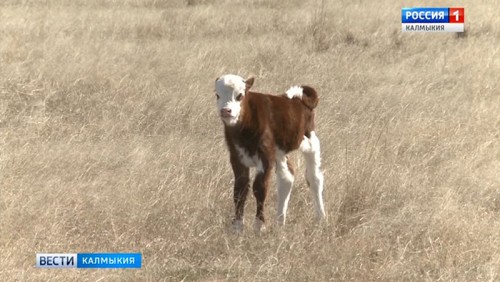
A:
1,0,499,280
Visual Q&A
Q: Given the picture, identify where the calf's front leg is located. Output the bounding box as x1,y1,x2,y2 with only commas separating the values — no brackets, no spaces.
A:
230,155,250,232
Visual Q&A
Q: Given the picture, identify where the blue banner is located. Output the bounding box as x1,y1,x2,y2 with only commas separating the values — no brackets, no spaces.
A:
77,253,142,269
402,8,449,23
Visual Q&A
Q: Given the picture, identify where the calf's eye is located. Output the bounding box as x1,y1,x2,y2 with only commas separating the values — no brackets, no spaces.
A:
236,94,243,101
215,94,219,100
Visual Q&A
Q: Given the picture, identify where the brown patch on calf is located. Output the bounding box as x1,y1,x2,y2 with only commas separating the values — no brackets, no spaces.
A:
300,85,319,110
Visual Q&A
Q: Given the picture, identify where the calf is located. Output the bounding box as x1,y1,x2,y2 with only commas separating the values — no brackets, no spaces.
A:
214,74,326,232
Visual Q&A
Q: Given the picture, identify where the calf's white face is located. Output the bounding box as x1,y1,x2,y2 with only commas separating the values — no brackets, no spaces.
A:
214,74,254,126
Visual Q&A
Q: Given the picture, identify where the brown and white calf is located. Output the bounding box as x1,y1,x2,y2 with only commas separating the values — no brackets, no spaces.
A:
214,74,326,232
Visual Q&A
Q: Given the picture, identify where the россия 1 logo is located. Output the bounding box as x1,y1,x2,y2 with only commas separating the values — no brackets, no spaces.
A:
402,7,465,32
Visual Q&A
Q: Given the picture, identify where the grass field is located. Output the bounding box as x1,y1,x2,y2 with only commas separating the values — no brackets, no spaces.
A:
1,0,499,280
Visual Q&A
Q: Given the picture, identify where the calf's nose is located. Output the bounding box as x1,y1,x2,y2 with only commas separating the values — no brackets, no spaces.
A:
221,108,232,117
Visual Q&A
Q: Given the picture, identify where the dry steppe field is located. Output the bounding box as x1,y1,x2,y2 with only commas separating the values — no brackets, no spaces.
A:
1,0,499,280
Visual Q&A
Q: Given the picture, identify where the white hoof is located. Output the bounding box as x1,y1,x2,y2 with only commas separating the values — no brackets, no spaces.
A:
232,219,244,233
277,214,286,226
254,219,266,234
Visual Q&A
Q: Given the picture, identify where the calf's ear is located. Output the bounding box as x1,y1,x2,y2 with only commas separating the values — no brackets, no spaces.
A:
245,77,255,91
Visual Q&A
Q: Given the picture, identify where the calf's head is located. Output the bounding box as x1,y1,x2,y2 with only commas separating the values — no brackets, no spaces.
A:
214,74,254,126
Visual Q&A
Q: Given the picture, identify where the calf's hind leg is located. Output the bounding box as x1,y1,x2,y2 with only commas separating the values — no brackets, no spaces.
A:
276,152,294,226
300,132,326,220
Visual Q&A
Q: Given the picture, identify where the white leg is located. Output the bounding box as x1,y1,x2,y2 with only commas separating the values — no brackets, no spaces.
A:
254,218,265,233
276,150,294,225
300,132,326,220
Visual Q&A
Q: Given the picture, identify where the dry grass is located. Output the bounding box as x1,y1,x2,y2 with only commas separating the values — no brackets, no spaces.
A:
1,0,499,280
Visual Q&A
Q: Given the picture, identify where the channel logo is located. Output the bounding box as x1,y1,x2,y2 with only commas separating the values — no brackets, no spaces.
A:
36,253,142,269
402,7,465,32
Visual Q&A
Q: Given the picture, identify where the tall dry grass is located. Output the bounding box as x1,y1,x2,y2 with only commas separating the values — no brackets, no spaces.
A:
1,0,499,280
